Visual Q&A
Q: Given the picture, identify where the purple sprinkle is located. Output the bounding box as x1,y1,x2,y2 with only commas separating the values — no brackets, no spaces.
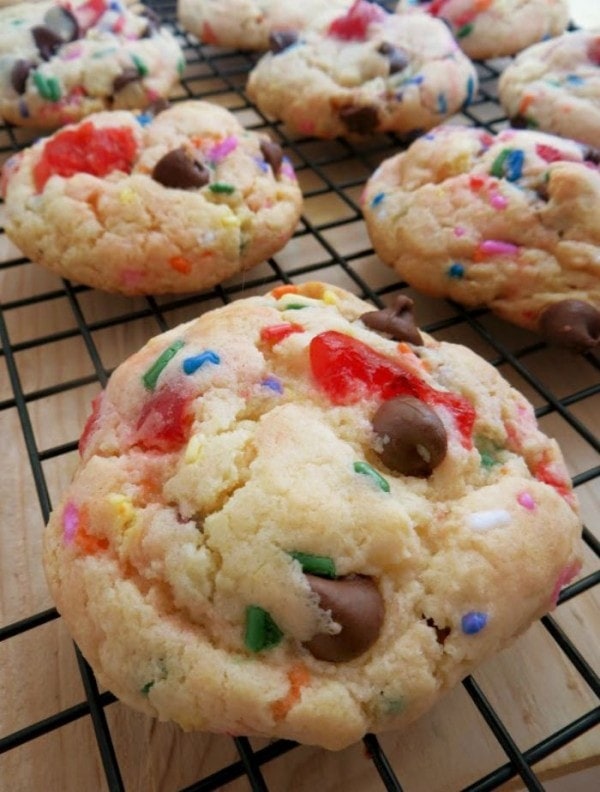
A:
461,611,488,635
254,157,269,173
62,501,79,544
261,376,283,394
279,157,296,180
19,98,29,119
208,135,238,164
182,350,220,375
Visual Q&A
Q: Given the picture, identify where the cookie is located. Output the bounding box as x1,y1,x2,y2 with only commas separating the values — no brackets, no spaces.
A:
362,125,600,349
395,0,569,60
499,30,600,149
0,0,184,128
1,100,303,295
177,0,354,51
43,280,582,750
246,0,478,140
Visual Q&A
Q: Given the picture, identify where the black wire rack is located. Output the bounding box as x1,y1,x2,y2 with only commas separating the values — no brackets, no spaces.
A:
0,2,599,790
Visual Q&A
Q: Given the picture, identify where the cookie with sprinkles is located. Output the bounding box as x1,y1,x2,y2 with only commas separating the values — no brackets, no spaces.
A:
499,30,600,149
363,125,600,349
43,281,582,750
177,0,354,51
1,100,302,294
246,0,478,140
0,0,184,128
395,0,569,60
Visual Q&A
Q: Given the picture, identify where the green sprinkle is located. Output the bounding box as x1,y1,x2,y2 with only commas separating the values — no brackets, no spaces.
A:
283,303,308,310
245,605,283,653
131,53,149,77
177,57,185,75
457,23,473,39
289,551,336,579
209,182,235,194
475,436,502,470
353,461,390,493
383,697,405,715
490,148,512,178
33,72,61,102
142,339,185,391
140,680,155,696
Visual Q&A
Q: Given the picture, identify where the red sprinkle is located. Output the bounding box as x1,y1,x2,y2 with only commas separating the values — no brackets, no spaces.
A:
33,122,137,191
260,323,303,345
79,392,104,457
535,144,571,163
309,331,475,447
328,0,385,41
134,387,194,452
587,36,600,65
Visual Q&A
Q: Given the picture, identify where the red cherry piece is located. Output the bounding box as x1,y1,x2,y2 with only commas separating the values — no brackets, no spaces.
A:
134,387,194,452
328,0,385,41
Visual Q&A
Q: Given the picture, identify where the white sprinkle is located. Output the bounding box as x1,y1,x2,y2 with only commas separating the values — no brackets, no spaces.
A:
467,509,512,532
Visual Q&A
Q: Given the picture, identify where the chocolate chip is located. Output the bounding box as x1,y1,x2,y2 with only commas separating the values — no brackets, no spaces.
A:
372,396,448,477
113,67,141,93
339,104,379,135
10,59,35,95
152,148,210,190
361,295,423,345
269,30,298,54
378,42,409,74
260,139,283,175
31,25,64,60
538,300,600,351
304,575,384,662
509,115,530,129
425,617,450,645
43,6,79,42
139,7,160,37
583,146,600,165
146,98,170,117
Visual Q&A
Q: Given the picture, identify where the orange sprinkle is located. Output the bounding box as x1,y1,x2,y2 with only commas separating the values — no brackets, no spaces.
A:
201,20,218,45
271,284,299,299
518,94,534,116
74,507,109,555
472,247,486,262
474,0,493,11
397,342,412,356
469,174,486,191
169,256,192,274
271,664,311,722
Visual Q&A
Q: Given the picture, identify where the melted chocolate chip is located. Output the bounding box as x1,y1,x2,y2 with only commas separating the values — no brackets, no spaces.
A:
10,59,35,95
304,575,384,662
372,396,448,477
260,139,283,175
151,148,210,190
339,104,379,135
425,617,450,645
269,30,298,54
378,42,409,74
31,25,64,60
538,300,600,351
361,295,423,345
583,146,600,165
509,115,530,130
113,67,141,93
43,6,79,42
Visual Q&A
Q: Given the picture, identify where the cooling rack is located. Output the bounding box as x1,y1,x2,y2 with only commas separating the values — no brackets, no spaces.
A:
0,2,599,790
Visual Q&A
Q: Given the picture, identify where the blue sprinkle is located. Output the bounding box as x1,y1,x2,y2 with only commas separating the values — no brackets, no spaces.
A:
262,376,283,394
254,157,269,173
437,93,448,114
448,262,465,279
461,611,488,635
182,350,221,375
136,112,153,127
464,75,475,107
404,75,424,86
371,192,385,207
565,74,585,86
505,149,525,182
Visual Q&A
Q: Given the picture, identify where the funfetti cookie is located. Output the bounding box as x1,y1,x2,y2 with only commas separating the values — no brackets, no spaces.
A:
362,125,600,350
396,0,569,60
0,0,184,128
246,0,478,140
1,101,303,295
43,280,582,750
177,0,354,51
499,30,600,149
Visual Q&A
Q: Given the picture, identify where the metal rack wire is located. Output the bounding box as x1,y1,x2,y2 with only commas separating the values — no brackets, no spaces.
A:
0,2,598,790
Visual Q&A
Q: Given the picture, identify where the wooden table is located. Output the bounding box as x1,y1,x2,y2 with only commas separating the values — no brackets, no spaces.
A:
1,2,598,791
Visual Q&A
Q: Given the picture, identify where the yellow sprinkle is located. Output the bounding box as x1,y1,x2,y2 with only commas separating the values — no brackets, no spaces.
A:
185,435,203,463
107,493,135,528
119,187,137,205
322,289,338,305
220,213,240,228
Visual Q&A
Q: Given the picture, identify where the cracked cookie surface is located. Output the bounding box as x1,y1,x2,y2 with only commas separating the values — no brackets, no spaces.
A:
1,100,303,294
0,0,183,128
363,125,600,349
43,281,582,749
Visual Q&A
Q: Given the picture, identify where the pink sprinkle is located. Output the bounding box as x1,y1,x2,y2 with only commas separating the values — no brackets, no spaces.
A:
207,135,238,164
280,159,296,180
61,43,85,61
453,226,467,237
62,501,79,544
517,491,536,510
477,239,520,257
121,268,145,287
550,560,582,606
298,119,315,135
490,193,508,210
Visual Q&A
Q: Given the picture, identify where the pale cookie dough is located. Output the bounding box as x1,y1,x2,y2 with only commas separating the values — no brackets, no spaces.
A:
177,0,354,51
246,0,478,140
1,101,303,295
44,281,582,750
499,30,600,149
0,0,184,128
363,125,600,349
396,0,569,60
